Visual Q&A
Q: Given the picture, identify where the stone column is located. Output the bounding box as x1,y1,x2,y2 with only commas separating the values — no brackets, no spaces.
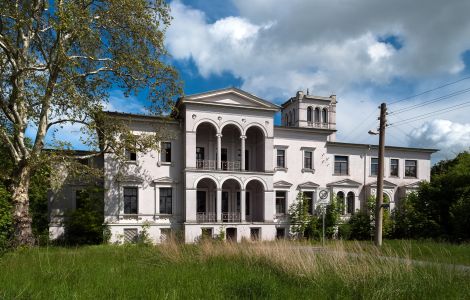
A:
216,188,222,222
240,135,246,171
216,133,222,170
240,189,246,222
264,190,274,222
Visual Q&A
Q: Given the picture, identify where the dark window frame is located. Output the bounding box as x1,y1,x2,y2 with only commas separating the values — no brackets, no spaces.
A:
371,157,379,176
277,149,286,168
304,151,313,169
275,191,287,215
123,187,138,214
161,142,172,163
159,187,173,214
390,158,399,177
404,160,417,178
334,156,349,175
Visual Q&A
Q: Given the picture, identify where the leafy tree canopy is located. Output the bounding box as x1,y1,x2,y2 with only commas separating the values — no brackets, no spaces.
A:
0,0,181,246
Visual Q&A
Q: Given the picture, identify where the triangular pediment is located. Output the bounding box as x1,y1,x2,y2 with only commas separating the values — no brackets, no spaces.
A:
327,179,362,187
298,181,320,189
153,176,178,184
274,180,293,188
369,180,397,188
184,88,279,111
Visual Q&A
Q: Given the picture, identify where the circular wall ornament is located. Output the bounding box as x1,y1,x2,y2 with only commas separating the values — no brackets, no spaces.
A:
319,189,329,200
218,116,222,121
192,114,196,119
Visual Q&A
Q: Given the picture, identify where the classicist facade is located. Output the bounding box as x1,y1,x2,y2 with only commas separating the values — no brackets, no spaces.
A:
49,88,436,243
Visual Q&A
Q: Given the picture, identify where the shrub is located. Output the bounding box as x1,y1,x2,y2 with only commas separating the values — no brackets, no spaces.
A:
63,186,105,245
348,212,372,240
338,223,352,240
0,186,13,252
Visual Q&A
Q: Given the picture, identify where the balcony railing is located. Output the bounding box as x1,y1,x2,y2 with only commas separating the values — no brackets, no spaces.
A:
196,212,241,223
307,122,329,129
196,159,241,171
197,212,217,223
222,212,241,222
196,159,216,170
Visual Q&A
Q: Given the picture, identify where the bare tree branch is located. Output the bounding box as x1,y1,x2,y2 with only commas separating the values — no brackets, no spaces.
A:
46,118,90,130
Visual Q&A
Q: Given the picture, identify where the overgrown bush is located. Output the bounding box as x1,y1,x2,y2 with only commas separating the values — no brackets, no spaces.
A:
63,186,105,245
0,186,13,252
347,212,371,240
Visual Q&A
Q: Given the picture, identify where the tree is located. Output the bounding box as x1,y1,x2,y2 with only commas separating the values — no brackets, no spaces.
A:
288,192,311,239
0,1,180,246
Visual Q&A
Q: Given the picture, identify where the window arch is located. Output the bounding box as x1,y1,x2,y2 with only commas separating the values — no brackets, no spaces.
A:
337,191,345,215
347,192,355,214
322,108,328,124
314,107,320,123
285,114,289,126
307,107,313,122
289,111,293,126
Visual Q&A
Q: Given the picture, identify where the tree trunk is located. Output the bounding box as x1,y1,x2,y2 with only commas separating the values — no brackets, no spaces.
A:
10,163,35,247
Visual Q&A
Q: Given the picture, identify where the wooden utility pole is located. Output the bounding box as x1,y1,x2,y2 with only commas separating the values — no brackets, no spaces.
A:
375,103,387,247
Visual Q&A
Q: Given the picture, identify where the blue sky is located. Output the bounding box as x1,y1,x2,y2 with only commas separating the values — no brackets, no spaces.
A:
45,0,470,162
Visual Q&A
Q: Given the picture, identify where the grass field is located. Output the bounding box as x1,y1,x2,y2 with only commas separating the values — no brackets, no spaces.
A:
0,240,469,299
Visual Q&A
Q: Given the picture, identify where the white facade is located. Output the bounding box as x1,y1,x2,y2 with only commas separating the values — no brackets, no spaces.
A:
49,88,436,243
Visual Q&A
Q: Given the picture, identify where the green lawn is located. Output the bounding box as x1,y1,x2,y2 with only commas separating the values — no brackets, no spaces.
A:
1,241,469,299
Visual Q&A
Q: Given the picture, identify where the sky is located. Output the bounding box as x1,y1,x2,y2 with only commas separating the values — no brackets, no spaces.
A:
44,0,470,163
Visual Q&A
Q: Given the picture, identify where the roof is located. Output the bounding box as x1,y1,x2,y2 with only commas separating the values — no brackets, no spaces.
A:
274,125,336,135
176,87,280,112
281,92,335,108
326,141,438,153
103,111,179,124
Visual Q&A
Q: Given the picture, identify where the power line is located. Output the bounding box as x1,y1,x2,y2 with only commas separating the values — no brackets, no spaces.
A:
341,107,377,138
388,100,470,128
389,87,470,115
388,75,470,106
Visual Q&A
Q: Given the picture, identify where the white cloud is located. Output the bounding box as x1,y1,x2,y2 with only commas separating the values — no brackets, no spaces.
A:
408,119,470,160
166,0,470,160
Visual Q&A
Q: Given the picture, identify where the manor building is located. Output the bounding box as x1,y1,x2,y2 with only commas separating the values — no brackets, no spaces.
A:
49,88,436,243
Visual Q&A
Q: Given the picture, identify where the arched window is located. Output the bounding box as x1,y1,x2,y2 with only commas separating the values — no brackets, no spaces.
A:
289,111,293,126
347,192,355,214
322,108,328,124
337,191,345,215
285,114,288,126
307,107,313,122
314,108,320,123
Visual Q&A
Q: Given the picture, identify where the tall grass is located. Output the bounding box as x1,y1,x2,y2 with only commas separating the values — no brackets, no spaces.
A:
0,240,469,299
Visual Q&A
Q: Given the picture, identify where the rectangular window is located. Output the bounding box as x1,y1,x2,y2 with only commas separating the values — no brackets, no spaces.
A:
275,191,287,215
304,151,313,169
390,159,399,177
250,228,260,241
334,156,349,175
201,228,213,239
276,228,286,239
161,142,171,162
371,158,379,176
303,191,314,214
123,187,138,214
277,149,286,168
125,149,137,161
405,160,417,177
123,228,138,243
159,188,172,214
